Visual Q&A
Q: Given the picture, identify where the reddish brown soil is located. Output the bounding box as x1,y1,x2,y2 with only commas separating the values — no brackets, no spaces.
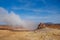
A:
0,25,29,31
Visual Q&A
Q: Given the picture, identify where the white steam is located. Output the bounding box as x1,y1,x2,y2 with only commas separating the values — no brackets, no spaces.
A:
0,7,38,30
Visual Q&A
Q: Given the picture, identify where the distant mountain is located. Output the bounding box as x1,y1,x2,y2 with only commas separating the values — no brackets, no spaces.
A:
44,22,53,24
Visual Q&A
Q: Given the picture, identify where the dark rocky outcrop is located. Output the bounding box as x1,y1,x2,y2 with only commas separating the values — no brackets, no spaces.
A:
38,23,60,29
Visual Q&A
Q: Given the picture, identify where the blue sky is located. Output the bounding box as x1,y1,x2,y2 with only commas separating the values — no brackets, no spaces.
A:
0,0,60,23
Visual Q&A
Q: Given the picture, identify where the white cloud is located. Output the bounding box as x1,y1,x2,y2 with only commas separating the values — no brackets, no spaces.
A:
12,6,58,14
24,15,49,20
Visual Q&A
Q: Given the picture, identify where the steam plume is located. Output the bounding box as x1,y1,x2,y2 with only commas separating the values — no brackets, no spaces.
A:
0,7,38,30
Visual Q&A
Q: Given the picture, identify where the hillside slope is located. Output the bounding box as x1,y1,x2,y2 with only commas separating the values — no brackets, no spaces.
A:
0,28,60,40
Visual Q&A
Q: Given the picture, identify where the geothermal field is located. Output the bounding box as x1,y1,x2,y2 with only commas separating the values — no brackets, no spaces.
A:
0,7,60,40
0,23,60,40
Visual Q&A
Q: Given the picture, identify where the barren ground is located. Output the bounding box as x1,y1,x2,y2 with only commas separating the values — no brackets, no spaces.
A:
0,27,60,40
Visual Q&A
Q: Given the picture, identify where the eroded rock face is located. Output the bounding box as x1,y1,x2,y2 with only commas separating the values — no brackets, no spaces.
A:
38,23,46,29
38,23,60,29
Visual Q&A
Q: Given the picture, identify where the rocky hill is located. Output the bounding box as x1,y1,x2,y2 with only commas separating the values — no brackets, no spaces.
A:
38,23,60,29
